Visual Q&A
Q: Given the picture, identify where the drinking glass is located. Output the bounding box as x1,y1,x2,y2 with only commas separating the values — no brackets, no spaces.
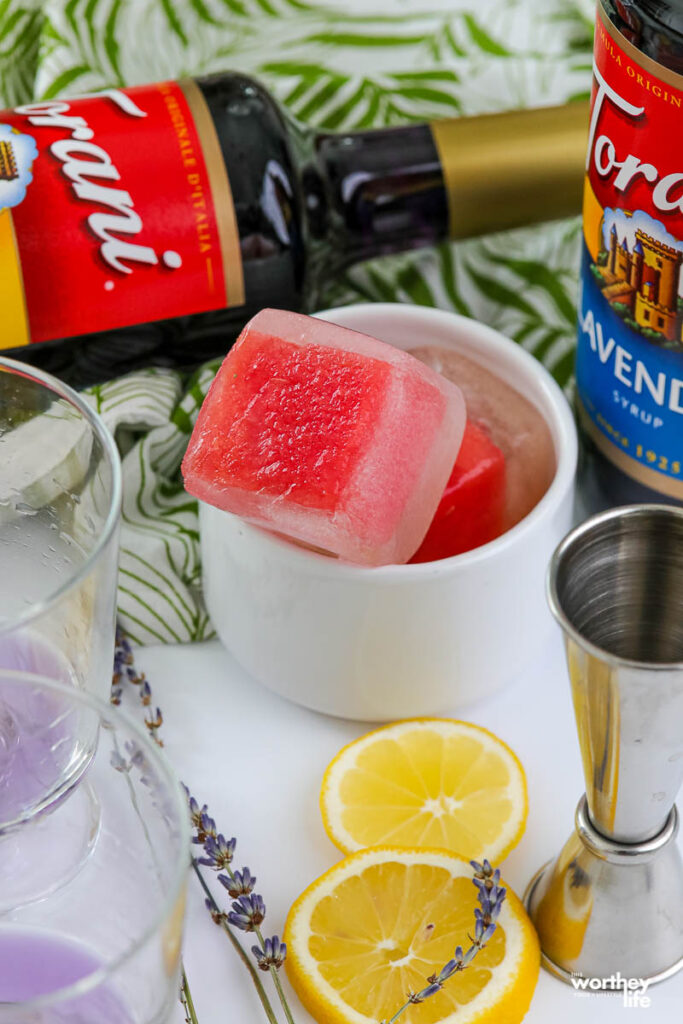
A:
0,670,189,1023
0,356,122,899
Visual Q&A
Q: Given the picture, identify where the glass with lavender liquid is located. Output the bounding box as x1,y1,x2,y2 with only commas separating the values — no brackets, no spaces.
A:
0,357,121,900
0,670,189,1023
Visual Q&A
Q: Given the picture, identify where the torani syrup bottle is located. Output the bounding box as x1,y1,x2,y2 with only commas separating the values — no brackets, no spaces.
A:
578,1,683,505
0,75,586,387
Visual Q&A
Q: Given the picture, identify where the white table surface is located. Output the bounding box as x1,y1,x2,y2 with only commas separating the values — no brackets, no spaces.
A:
135,631,683,1024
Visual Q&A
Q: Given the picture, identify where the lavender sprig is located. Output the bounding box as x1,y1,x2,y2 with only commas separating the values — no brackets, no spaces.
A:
180,971,199,1024
380,859,507,1024
186,788,297,1024
113,632,285,1024
112,627,164,745
192,863,280,1024
112,628,197,1021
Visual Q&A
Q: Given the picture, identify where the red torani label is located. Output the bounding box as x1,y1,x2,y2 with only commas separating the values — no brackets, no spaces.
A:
577,5,683,498
0,81,244,348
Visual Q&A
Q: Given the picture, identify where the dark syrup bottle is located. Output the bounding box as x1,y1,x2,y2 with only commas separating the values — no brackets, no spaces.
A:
0,74,587,388
578,1,683,507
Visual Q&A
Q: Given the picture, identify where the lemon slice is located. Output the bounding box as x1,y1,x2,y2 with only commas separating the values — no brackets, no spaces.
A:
284,846,540,1024
320,719,527,863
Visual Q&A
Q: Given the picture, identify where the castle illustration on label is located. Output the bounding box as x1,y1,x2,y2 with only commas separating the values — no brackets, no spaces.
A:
0,124,37,213
591,208,683,351
0,140,17,181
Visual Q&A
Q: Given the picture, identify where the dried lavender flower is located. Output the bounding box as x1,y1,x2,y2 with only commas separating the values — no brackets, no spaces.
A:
251,935,287,971
113,628,133,677
205,898,227,927
145,706,164,742
417,981,442,1000
437,958,459,982
185,792,210,835
194,811,217,845
228,893,266,932
219,868,256,897
198,834,236,870
110,750,129,773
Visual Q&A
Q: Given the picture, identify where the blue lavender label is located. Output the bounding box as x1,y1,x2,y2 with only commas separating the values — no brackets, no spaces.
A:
577,232,683,498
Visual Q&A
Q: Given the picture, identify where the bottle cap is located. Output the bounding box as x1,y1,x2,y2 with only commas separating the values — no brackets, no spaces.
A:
431,100,589,238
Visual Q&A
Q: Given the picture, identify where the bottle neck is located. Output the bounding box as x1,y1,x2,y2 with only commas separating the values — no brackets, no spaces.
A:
310,123,447,267
602,0,683,71
308,102,589,269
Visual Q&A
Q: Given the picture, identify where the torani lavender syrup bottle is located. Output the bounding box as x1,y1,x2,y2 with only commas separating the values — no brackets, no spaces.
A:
578,0,683,505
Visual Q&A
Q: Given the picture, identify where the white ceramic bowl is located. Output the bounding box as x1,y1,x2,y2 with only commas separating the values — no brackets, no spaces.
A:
200,304,577,720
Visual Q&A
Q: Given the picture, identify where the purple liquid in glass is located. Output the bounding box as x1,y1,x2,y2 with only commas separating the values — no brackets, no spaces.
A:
0,632,80,825
0,929,134,1021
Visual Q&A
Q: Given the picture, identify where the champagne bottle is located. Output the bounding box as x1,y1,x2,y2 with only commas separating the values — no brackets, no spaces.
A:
578,1,683,506
0,73,587,387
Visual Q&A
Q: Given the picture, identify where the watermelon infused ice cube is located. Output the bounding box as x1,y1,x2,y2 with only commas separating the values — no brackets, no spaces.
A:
182,309,466,566
410,421,506,563
410,346,555,530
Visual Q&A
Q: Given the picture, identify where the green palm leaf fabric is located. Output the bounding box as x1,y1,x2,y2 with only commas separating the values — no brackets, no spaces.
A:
0,0,594,644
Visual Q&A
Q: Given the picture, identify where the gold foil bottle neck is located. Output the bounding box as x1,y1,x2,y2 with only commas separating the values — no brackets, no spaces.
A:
431,100,589,239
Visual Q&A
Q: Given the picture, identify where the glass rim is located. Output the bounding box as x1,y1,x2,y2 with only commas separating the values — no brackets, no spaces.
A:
0,668,190,1013
0,357,122,638
547,503,683,672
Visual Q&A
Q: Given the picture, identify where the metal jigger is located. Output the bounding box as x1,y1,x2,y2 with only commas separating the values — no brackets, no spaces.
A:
526,505,683,984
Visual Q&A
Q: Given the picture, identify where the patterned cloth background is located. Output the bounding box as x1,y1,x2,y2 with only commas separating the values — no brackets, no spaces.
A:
1,0,596,644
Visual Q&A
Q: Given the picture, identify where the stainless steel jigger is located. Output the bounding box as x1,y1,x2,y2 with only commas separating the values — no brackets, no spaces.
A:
525,504,683,985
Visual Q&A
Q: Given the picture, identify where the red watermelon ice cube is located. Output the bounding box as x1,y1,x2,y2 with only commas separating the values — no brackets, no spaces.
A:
182,309,466,565
410,420,506,563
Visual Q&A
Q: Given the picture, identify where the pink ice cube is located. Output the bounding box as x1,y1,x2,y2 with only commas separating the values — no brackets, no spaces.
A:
182,310,466,565
410,346,556,529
